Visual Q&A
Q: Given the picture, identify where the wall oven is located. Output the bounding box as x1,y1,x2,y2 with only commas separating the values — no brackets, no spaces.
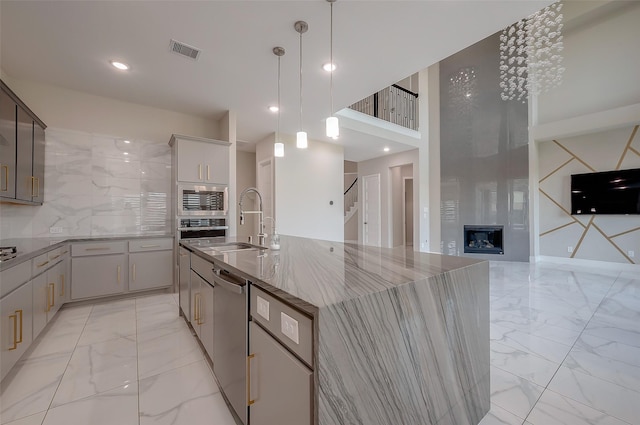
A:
178,184,228,217
177,218,228,239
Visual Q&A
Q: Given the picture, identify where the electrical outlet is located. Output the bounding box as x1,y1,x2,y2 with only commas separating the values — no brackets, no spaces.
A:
49,227,62,234
629,250,635,258
567,246,573,253
256,296,270,321
281,312,299,344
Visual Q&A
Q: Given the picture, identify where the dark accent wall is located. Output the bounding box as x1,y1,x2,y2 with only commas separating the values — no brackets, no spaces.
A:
439,33,530,262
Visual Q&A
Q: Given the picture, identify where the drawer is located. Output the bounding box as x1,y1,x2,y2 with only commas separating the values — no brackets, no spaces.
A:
0,260,31,298
251,285,313,367
191,253,216,284
129,238,173,253
32,252,55,276
72,241,126,257
46,247,63,263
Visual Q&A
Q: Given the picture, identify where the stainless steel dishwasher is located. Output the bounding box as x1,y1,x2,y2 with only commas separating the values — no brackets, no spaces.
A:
211,264,247,425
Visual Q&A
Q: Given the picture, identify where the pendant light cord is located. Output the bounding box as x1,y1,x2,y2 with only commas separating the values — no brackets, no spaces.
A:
330,1,334,116
277,54,281,142
299,29,303,131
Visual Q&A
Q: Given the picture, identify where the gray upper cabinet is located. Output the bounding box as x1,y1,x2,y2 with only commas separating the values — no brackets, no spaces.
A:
169,134,230,185
0,88,16,199
0,80,46,205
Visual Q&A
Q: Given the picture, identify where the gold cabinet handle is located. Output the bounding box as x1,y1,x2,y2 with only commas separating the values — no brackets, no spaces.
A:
117,265,121,284
31,176,36,197
49,254,60,260
247,353,256,405
197,293,204,325
86,247,110,251
46,284,51,312
207,165,210,181
140,244,160,248
16,309,23,344
198,164,202,180
193,293,199,322
132,263,136,282
1,165,8,192
37,260,50,268
35,177,40,198
8,313,18,350
60,274,65,297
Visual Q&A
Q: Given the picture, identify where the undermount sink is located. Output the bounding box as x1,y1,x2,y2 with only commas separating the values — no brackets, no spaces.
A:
199,242,263,254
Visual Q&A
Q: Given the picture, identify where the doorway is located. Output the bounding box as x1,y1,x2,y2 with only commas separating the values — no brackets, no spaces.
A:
362,174,381,247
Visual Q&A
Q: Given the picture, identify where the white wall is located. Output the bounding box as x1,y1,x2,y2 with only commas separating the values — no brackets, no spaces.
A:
537,2,640,125
358,149,419,248
273,134,344,242
0,73,219,142
236,150,257,240
530,2,640,265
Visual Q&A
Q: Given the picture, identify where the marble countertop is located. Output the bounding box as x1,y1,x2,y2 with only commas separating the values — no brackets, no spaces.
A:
0,233,173,271
181,235,483,312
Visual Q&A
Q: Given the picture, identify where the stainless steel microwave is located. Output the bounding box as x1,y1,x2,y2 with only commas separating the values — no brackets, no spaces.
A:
178,184,228,216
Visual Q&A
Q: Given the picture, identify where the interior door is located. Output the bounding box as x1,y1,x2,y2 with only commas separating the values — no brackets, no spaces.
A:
362,174,381,247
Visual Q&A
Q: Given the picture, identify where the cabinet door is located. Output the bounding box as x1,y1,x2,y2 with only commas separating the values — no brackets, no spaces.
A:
203,143,229,185
32,273,48,340
0,88,16,200
200,279,214,360
1,281,33,381
129,250,173,292
178,248,191,319
15,106,33,202
31,122,45,204
190,270,202,329
46,261,64,321
177,139,206,182
249,322,312,425
58,254,71,305
71,254,126,300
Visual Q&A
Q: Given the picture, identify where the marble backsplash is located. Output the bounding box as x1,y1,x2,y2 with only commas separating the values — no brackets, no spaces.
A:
0,128,173,239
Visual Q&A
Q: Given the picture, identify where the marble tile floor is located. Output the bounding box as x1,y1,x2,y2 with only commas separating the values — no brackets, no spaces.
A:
0,292,237,425
1,261,638,425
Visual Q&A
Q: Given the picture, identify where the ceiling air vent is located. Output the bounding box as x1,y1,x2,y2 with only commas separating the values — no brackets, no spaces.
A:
169,39,201,61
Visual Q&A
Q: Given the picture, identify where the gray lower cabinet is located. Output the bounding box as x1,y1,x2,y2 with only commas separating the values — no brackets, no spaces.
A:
31,272,48,340
178,247,191,319
248,321,313,425
0,281,33,381
129,250,172,292
72,254,126,300
190,270,214,358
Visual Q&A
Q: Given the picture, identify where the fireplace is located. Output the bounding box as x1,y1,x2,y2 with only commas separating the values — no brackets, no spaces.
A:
464,225,504,255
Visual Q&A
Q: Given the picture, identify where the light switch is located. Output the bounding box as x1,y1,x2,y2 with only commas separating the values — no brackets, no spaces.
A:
281,312,299,344
257,296,270,320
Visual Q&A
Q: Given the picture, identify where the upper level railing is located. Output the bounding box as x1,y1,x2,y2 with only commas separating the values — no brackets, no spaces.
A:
349,84,419,131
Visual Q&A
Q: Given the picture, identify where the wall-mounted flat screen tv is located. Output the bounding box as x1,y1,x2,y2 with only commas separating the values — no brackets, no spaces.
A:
571,168,640,215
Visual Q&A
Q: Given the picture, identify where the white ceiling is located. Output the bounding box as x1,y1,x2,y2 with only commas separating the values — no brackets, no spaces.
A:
0,0,552,161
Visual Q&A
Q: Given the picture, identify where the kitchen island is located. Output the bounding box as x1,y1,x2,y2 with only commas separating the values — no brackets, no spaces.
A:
182,235,489,425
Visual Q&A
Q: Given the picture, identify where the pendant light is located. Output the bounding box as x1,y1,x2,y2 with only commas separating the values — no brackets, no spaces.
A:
325,0,339,139
273,46,285,157
294,21,308,149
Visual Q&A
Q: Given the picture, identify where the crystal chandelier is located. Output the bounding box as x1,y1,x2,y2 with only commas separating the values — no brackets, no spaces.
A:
448,67,477,114
499,1,564,102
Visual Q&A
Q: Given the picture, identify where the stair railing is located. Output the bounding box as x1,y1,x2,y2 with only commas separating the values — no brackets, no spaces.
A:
349,84,418,130
344,178,358,215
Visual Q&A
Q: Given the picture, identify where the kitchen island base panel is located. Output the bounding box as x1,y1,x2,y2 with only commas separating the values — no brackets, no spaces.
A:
318,261,490,425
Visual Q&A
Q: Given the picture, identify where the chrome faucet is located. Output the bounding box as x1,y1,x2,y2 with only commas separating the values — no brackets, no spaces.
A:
239,187,266,246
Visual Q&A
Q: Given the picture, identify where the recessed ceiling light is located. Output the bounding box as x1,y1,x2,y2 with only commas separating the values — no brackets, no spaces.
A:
123,152,129,155
384,147,390,152
123,140,131,144
110,60,130,71
322,62,336,72
269,106,279,113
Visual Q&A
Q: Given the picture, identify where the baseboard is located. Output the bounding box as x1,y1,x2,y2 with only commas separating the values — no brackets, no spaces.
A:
534,255,638,273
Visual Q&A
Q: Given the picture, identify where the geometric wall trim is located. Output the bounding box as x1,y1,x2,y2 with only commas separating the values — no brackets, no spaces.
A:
538,125,640,264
